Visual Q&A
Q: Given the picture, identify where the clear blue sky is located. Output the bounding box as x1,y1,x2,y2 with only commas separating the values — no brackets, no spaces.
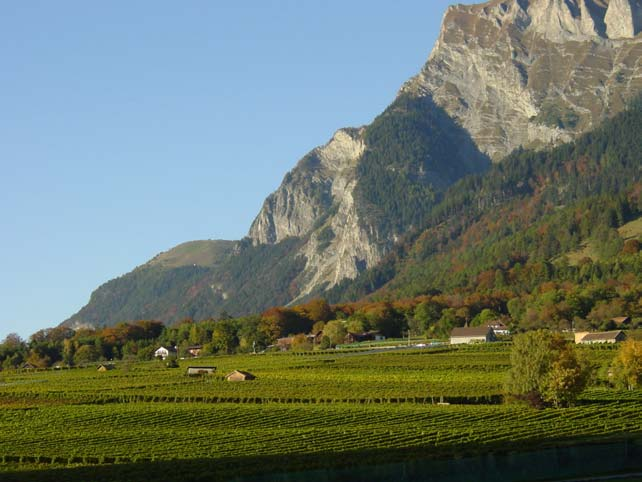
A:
1,0,458,341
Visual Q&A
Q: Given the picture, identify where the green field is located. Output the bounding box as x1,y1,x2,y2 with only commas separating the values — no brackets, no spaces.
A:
0,344,640,481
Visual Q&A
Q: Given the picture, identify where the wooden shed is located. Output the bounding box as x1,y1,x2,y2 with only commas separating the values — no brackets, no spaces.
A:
225,370,256,381
186,366,216,376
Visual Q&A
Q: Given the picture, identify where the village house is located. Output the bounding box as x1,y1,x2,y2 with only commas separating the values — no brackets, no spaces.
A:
276,337,294,351
486,320,511,336
450,326,496,345
306,331,324,345
225,370,256,381
344,331,386,344
154,346,177,360
576,330,627,344
186,366,216,376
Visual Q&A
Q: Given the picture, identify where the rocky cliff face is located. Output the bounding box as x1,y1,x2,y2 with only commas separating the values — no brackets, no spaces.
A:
403,0,642,161
248,127,388,299
248,128,365,245
606,0,642,38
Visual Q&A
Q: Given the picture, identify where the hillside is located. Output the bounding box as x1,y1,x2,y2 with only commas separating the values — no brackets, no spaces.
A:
63,0,642,329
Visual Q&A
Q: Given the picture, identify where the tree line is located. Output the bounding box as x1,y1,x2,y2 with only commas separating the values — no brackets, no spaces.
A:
2,287,640,370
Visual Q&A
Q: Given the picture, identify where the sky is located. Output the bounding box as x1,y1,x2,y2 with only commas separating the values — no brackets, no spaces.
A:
0,0,458,341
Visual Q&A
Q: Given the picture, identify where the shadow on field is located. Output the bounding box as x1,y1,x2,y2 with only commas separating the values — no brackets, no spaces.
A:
2,439,642,482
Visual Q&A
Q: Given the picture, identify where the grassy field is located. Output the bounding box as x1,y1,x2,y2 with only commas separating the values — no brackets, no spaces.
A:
0,344,640,481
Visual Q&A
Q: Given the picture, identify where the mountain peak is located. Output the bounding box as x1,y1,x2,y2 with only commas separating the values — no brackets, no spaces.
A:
446,0,641,42
604,0,642,38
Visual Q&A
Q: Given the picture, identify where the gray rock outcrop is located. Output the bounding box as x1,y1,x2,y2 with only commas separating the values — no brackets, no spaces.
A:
605,0,642,38
403,0,642,160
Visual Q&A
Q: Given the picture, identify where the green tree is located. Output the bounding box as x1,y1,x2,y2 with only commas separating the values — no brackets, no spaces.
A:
413,300,442,334
432,308,459,338
319,335,332,350
211,320,238,354
323,320,347,347
506,330,590,407
471,308,500,327
74,344,100,365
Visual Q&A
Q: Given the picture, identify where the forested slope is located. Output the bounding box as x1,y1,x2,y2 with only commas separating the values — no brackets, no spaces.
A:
327,97,642,307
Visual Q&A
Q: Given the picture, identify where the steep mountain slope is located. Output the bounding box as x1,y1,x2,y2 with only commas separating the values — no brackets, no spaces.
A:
326,96,642,303
63,0,642,329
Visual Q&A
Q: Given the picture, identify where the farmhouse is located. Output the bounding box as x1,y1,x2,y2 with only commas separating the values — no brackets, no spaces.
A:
577,330,627,344
154,346,177,360
186,366,216,376
450,326,496,345
345,331,386,344
226,370,256,381
97,364,115,372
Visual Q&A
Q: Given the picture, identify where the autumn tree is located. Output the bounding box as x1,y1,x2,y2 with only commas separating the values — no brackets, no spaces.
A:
291,333,313,352
610,339,642,391
298,299,334,323
259,307,311,343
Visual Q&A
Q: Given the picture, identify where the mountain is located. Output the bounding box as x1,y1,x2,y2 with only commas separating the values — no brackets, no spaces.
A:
63,0,642,329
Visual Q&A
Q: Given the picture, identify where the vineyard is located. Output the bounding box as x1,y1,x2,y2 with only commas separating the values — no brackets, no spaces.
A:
0,344,641,481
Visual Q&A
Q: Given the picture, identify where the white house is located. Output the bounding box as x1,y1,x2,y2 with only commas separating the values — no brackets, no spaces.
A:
486,321,511,336
450,326,496,345
154,346,177,360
